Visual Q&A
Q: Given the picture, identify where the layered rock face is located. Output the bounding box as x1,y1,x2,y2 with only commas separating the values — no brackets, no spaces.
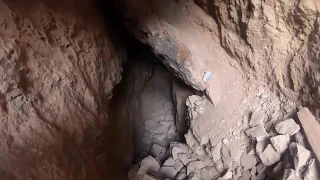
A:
0,0,126,179
195,0,320,108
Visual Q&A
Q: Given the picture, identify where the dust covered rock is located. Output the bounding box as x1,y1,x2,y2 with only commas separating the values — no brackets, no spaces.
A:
282,169,302,180
289,142,312,171
245,125,270,142
240,155,257,170
249,110,266,127
137,156,161,177
275,119,300,136
270,135,290,154
258,144,281,166
200,166,220,180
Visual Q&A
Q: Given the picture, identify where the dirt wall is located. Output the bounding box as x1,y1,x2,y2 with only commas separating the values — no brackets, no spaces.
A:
195,0,320,112
0,0,126,179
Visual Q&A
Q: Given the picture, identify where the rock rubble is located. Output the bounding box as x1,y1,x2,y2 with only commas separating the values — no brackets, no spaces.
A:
128,93,319,180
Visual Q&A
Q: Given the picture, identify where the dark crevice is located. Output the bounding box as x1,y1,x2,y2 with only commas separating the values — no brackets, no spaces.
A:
95,0,155,58
94,1,194,179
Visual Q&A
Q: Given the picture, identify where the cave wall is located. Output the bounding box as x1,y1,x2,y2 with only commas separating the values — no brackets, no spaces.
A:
0,0,126,178
195,0,320,109
118,0,320,113
118,57,180,163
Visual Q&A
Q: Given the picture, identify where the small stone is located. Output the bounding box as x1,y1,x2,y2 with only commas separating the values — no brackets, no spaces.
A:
221,146,233,168
200,166,220,180
140,156,160,172
256,140,268,154
195,106,205,115
211,142,222,162
203,71,212,82
202,155,215,167
250,167,257,176
249,110,265,127
256,163,266,173
282,169,302,180
165,114,175,121
160,166,178,179
240,155,257,170
172,145,188,160
137,156,160,178
215,160,226,174
222,170,233,179
240,170,251,180
245,125,270,142
178,153,197,166
275,118,300,136
163,158,175,167
289,142,311,171
145,119,158,127
270,135,290,154
241,130,252,145
187,161,205,176
235,167,243,177
273,161,284,174
258,144,281,166
304,159,320,180
185,131,206,156
151,144,167,163
223,138,229,145
230,140,243,163
174,160,184,172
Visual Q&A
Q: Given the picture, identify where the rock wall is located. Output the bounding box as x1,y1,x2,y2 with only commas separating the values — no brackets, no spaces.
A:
119,0,320,115
115,53,181,163
0,0,126,179
195,0,320,110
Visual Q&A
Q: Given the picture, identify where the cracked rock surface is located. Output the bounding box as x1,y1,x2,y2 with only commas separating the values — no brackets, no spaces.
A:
0,0,127,178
